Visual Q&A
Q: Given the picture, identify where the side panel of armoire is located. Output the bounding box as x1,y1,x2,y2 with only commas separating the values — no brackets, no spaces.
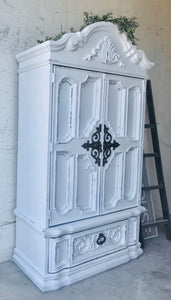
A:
14,64,51,276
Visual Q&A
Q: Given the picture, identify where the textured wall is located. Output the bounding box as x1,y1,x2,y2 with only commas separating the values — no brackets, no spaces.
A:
0,0,171,262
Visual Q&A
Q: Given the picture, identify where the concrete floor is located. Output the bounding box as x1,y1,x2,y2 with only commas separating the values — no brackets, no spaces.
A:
0,229,171,300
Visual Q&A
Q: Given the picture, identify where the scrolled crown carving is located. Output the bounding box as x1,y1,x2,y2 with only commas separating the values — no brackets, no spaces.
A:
17,22,154,75
84,36,125,67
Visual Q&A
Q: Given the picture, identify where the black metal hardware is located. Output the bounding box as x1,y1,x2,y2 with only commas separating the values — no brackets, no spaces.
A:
103,125,120,166
82,124,120,167
96,233,106,245
82,124,102,166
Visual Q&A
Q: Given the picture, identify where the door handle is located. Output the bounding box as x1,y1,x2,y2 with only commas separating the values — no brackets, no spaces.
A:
82,124,120,167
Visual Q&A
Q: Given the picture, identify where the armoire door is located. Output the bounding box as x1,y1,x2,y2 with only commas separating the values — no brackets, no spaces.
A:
49,66,145,226
49,66,103,226
100,74,145,214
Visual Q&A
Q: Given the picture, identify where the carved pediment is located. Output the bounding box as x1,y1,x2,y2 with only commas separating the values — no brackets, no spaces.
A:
16,22,154,75
84,36,125,66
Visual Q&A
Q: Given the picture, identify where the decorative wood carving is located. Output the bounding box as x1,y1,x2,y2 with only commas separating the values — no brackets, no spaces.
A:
16,22,154,74
84,36,125,66
73,225,123,258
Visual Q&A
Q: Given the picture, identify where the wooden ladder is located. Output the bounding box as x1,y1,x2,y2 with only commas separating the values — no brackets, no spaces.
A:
140,80,171,245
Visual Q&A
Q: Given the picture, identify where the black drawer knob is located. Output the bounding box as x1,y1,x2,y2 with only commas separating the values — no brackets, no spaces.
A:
96,233,106,245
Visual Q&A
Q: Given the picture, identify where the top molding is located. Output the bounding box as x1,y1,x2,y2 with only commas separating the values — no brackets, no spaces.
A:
16,22,154,78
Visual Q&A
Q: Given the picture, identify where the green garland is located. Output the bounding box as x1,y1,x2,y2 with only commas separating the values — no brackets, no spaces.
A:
38,12,139,45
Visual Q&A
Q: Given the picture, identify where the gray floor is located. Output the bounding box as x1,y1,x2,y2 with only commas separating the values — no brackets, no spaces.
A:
0,229,171,300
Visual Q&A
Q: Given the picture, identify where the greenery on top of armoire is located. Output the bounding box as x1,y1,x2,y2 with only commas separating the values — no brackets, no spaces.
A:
37,12,139,45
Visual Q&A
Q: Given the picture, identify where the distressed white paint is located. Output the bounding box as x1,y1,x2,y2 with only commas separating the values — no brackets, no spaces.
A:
0,0,170,267
12,22,152,291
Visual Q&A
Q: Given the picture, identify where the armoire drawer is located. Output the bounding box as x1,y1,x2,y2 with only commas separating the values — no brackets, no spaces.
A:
48,220,128,273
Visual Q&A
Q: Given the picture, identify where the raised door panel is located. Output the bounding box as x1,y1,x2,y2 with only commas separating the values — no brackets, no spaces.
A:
79,76,101,138
50,67,102,226
101,75,145,213
54,152,74,216
56,79,76,143
127,86,141,141
123,148,138,200
76,155,98,213
102,153,123,210
106,80,126,138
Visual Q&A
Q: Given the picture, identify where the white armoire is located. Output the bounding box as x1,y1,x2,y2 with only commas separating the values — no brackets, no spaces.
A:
13,22,154,291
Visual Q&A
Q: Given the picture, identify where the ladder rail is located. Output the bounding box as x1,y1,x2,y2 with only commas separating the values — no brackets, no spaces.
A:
141,80,171,244
146,80,170,221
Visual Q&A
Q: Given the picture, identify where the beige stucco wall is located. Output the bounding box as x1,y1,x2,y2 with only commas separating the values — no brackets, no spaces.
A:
0,0,170,262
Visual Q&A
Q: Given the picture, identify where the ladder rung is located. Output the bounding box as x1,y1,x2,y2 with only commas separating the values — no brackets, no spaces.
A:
142,184,164,191
142,218,168,227
144,153,159,158
145,123,155,128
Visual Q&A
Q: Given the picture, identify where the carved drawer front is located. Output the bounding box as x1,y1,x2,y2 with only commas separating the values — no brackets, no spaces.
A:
48,221,127,273
72,221,127,265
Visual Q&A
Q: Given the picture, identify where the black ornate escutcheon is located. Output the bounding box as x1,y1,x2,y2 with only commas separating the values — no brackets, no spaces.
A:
82,124,102,166
82,124,120,167
103,125,120,166
96,233,106,245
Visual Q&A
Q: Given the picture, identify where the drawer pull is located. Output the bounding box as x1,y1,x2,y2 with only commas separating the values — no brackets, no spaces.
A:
96,233,106,245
